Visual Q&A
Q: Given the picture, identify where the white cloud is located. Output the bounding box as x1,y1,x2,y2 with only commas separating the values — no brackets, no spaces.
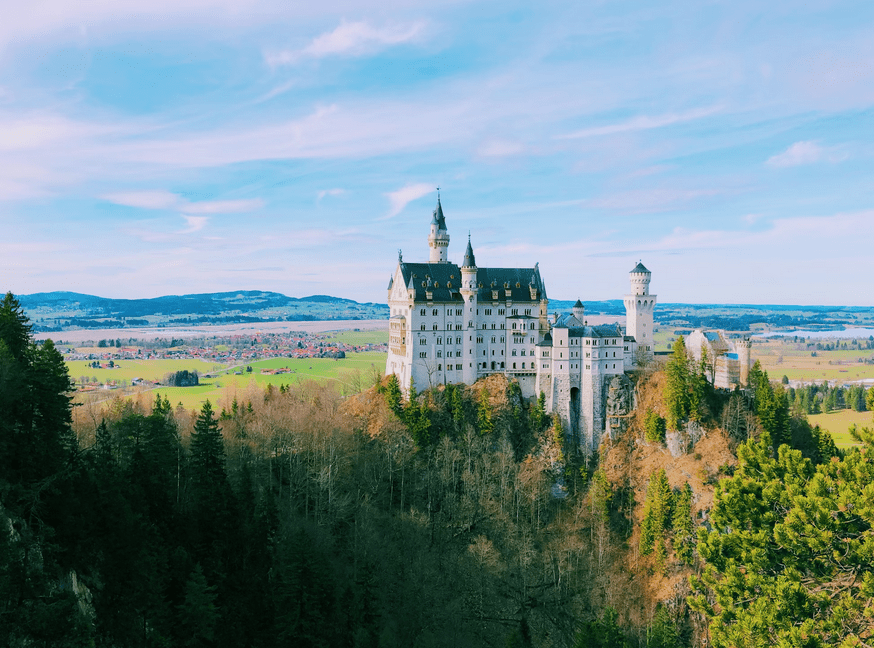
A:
766,141,828,167
182,199,264,214
477,139,525,157
266,20,425,66
317,188,345,201
382,182,434,220
179,215,208,233
101,191,263,214
557,106,721,140
101,190,180,210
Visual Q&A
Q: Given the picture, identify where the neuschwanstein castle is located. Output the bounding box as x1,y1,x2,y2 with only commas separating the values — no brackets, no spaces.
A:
386,197,657,450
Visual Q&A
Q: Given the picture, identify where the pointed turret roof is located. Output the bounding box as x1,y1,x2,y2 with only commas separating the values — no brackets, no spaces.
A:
435,196,446,230
630,261,650,274
573,299,583,308
462,235,476,268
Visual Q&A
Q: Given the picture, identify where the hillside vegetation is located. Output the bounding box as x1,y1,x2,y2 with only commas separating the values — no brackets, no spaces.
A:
3,293,874,647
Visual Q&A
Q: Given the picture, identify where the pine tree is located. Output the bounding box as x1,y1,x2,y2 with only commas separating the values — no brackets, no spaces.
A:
672,482,694,565
664,337,691,430
477,388,493,435
640,469,673,568
177,564,218,648
384,373,403,416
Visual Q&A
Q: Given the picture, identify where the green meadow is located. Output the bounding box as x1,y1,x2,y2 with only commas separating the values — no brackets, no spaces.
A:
808,409,874,449
72,352,387,411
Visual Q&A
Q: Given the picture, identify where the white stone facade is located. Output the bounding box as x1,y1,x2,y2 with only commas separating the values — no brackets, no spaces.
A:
685,329,752,390
385,198,655,451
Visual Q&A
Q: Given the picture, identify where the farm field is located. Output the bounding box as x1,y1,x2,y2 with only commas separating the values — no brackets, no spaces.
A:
809,409,874,448
73,352,387,411
752,338,874,383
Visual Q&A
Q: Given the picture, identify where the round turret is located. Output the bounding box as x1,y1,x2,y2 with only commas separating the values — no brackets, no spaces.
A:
572,299,584,322
428,195,450,263
629,261,651,296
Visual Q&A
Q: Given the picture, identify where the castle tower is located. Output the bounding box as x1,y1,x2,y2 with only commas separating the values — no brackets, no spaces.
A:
572,299,584,322
737,338,752,387
428,194,450,263
460,235,478,384
623,261,656,359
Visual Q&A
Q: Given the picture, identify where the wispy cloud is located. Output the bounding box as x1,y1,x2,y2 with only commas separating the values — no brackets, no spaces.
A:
266,20,426,66
381,183,434,220
557,106,720,140
179,215,208,233
317,188,345,201
101,191,263,214
766,141,845,167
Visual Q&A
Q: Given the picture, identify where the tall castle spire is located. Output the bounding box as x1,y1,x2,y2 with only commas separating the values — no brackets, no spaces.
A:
428,191,450,263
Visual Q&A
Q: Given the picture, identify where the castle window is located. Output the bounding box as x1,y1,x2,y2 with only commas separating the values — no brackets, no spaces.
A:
500,337,504,342
512,350,517,356
437,337,442,344
419,352,427,358
513,363,516,369
485,309,492,315
456,364,462,370
483,350,486,356
482,323,487,329
530,337,534,344
586,364,590,369
477,336,483,343
438,364,442,370
521,350,526,356
491,337,496,343
420,309,426,315
437,351,442,357
501,362,504,368
456,337,461,344
511,309,518,315
419,339,426,345
522,362,525,368
421,324,426,330
530,322,535,329
498,309,505,315
525,309,531,315
433,309,438,315
500,323,504,329
456,309,462,315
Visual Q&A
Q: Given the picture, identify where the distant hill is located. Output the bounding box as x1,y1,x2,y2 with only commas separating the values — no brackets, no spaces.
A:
15,290,874,334
18,291,389,332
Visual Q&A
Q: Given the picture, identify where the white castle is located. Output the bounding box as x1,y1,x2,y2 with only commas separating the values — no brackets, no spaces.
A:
385,197,656,451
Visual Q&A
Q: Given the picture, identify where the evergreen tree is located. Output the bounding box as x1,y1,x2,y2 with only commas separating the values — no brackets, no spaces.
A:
640,469,673,568
384,373,403,417
644,409,666,443
574,607,630,648
647,605,680,648
664,337,691,430
671,483,694,565
477,388,494,435
177,564,218,648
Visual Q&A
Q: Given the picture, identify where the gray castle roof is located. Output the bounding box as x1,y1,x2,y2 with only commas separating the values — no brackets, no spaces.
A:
435,197,446,230
573,299,583,308
397,261,545,303
551,312,623,339
462,238,476,268
630,261,650,274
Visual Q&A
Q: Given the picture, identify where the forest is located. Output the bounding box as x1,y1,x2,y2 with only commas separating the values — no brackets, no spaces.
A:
3,290,874,647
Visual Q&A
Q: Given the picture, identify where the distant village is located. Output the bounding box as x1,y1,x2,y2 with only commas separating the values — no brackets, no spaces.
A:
62,330,387,390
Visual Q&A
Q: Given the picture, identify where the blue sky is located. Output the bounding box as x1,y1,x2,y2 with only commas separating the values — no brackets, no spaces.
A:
2,1,873,305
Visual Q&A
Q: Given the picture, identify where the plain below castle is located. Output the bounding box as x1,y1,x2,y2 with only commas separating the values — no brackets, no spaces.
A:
386,197,667,450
